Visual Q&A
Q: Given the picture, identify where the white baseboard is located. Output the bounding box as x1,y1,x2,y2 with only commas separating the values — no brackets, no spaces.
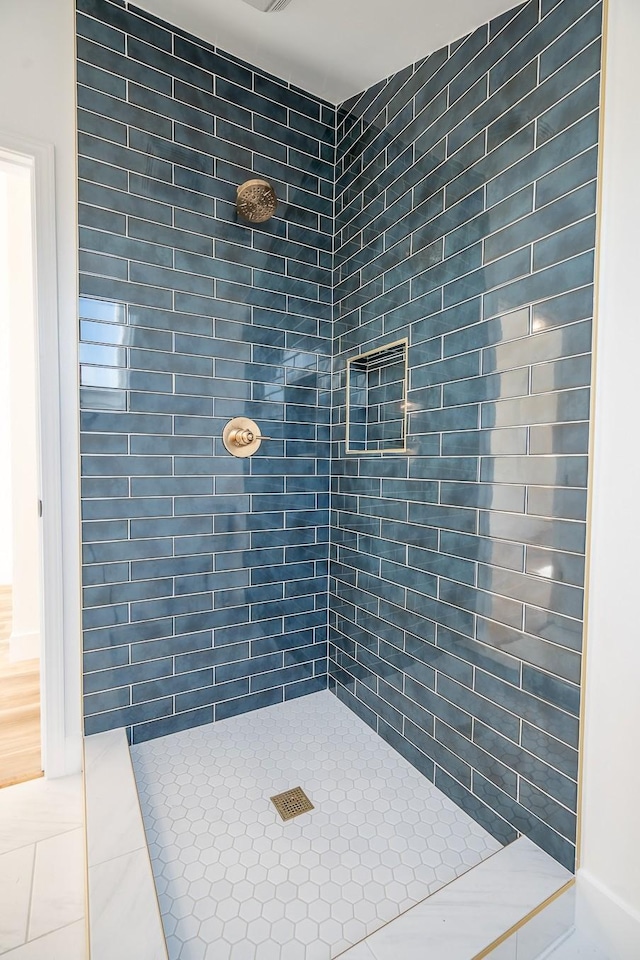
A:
9,629,40,661
575,870,640,958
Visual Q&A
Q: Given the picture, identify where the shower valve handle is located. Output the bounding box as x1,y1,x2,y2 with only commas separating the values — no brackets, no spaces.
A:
229,428,256,447
223,417,271,458
229,428,273,447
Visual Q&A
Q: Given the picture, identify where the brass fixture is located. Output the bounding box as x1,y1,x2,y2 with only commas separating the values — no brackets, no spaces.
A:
236,179,278,223
223,417,269,458
270,787,314,822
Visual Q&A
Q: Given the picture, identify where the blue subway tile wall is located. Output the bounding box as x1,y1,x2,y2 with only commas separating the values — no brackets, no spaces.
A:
77,0,335,742
329,0,601,871
78,0,601,872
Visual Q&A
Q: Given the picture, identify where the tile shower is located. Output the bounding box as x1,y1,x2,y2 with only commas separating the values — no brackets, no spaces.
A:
77,0,601,953
329,0,600,872
78,0,334,741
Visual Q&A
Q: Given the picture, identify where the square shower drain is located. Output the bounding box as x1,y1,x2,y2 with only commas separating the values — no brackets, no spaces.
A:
270,786,314,821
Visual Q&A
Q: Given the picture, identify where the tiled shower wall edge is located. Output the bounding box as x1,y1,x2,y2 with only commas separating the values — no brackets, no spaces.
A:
78,0,336,744
328,0,602,872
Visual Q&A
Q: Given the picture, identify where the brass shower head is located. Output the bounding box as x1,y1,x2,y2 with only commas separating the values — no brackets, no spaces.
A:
236,179,278,223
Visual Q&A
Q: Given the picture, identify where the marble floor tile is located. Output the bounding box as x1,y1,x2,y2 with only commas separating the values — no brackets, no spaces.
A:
0,921,87,960
0,845,35,954
89,848,168,960
0,774,86,958
482,941,517,960
516,887,576,960
352,837,572,960
0,775,83,856
84,729,145,867
28,828,85,941
545,931,611,959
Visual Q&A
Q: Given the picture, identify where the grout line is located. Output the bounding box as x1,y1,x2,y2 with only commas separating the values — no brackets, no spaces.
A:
24,841,37,946
87,841,146,870
10,918,86,953
0,823,84,858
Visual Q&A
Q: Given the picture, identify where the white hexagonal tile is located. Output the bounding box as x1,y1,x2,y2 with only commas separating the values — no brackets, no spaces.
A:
199,916,225,942
173,915,200,942
284,899,308,924
295,918,319,946
271,918,296,945
223,917,248,945
216,899,241,923
132,690,503,959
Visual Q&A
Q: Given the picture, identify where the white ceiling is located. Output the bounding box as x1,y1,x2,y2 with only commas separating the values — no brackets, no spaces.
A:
135,0,521,104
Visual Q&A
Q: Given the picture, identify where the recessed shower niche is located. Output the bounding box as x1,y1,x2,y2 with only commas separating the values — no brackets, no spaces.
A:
346,339,408,454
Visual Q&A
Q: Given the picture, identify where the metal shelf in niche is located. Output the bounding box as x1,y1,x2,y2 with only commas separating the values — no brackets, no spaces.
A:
346,338,408,455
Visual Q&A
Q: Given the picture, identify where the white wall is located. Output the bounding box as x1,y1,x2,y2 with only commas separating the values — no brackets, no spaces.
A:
136,0,519,103
0,174,12,586
581,0,640,950
0,0,81,773
0,161,41,661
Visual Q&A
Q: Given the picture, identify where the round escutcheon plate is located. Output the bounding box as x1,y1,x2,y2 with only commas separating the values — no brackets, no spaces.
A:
223,416,264,458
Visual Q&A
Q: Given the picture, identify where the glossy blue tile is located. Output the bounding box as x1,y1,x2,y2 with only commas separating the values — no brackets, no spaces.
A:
532,286,595,334
214,687,283,722
83,0,335,730
536,146,598,210
521,723,579,781
487,112,599,208
537,62,601,148
76,11,125,53
484,182,596,263
285,675,327,700
527,486,588,522
473,773,575,870
331,0,599,863
487,39,599,152
474,722,577,810
84,687,131,718
533,217,597,272
524,606,584,653
78,0,172,50
131,706,214,744
522,665,581,715
79,0,599,875
78,40,171,97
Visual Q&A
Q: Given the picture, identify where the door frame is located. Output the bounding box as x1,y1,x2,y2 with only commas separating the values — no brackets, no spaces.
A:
0,132,67,777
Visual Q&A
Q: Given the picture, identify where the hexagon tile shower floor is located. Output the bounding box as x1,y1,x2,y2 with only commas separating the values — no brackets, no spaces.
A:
131,692,501,959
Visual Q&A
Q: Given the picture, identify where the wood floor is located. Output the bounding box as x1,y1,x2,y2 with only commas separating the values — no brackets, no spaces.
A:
0,586,42,788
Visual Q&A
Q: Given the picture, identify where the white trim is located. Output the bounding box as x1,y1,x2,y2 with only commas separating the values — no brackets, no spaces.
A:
578,870,640,928
574,869,640,958
0,132,67,778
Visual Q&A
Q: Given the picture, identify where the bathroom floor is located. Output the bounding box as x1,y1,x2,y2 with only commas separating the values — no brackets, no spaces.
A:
132,691,502,960
0,774,86,958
